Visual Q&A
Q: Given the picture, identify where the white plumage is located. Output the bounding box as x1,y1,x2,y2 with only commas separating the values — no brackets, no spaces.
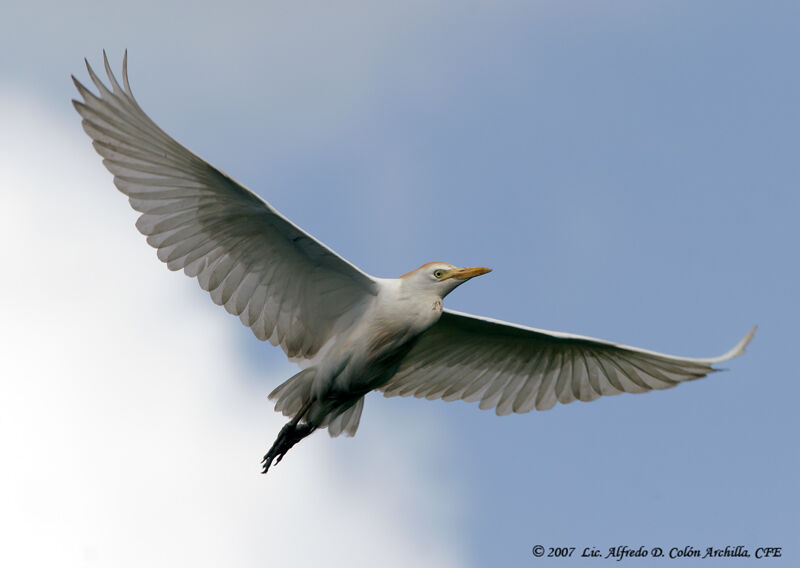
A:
72,52,755,473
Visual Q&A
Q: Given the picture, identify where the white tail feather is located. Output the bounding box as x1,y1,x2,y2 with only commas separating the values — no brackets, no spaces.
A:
327,397,365,438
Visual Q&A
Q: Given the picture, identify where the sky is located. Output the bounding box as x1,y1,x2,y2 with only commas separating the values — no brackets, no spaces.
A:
1,2,798,567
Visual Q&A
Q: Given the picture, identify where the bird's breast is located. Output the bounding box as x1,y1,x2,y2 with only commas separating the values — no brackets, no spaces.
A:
325,291,443,395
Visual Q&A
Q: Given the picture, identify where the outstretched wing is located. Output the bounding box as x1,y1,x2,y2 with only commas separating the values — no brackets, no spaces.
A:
72,52,378,360
381,310,755,415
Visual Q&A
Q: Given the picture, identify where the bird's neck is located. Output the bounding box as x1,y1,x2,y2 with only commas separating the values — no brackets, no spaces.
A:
375,278,444,334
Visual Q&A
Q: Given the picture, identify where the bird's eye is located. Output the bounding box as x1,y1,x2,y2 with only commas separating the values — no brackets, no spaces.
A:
433,269,444,279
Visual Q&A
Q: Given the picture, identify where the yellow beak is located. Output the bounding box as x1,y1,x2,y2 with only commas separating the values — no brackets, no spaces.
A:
447,266,492,281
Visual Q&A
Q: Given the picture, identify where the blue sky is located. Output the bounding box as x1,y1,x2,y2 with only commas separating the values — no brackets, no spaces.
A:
1,2,797,566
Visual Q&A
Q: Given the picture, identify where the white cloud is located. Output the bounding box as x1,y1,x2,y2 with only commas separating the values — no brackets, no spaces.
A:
0,90,466,567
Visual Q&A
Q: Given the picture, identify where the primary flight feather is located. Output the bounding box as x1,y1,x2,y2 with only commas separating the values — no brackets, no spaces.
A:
72,52,755,473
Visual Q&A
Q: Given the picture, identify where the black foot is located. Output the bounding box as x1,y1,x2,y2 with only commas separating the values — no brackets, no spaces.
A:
261,422,314,474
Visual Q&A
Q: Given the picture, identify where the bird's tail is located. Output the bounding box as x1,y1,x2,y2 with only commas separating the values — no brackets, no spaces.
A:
269,368,316,419
269,367,366,437
326,397,364,438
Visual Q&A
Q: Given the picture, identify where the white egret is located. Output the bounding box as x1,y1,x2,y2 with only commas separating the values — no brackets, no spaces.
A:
72,53,755,474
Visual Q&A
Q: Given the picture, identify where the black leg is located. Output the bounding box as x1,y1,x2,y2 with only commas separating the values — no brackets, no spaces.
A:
261,421,315,474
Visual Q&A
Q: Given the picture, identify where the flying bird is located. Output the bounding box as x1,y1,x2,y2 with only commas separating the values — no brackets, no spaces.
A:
72,52,755,474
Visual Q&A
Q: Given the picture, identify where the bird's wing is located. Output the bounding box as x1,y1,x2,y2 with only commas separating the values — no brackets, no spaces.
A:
381,309,755,415
72,52,378,360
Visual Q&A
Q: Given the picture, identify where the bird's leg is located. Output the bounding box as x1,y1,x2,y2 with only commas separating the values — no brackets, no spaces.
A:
261,406,316,474
261,422,315,474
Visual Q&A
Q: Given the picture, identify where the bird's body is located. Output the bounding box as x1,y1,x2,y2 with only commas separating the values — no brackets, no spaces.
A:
268,264,485,460
72,52,755,474
274,274,438,431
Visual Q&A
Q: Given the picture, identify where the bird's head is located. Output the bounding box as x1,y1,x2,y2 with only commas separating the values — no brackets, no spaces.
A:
400,262,491,298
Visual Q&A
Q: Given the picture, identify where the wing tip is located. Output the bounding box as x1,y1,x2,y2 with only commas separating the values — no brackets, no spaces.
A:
709,325,757,364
